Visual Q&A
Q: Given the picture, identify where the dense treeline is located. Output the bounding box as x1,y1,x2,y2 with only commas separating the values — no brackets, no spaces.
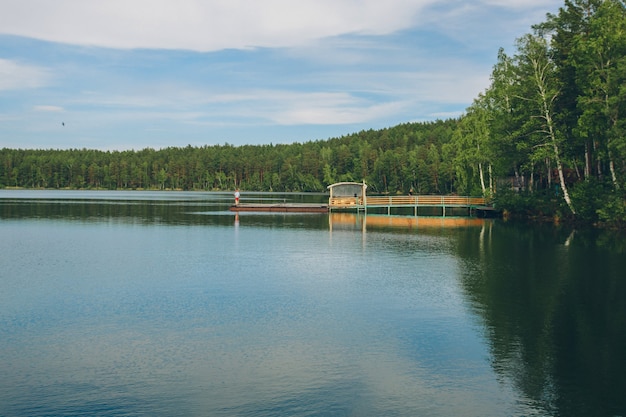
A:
0,120,458,195
2,0,626,225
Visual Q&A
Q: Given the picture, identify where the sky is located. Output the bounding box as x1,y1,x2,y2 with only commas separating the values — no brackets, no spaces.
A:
1,0,563,151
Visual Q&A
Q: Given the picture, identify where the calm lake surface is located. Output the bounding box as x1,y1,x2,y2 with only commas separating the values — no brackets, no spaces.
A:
1,190,625,417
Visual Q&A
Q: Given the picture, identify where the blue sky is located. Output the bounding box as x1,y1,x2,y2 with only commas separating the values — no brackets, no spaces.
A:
1,0,562,150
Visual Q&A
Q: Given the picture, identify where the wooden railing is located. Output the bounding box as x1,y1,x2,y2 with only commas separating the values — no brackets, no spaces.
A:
366,195,486,207
329,196,364,207
329,195,486,209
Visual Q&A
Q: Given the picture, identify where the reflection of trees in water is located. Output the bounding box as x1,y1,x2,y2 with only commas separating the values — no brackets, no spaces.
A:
456,223,626,417
0,200,222,226
0,198,331,229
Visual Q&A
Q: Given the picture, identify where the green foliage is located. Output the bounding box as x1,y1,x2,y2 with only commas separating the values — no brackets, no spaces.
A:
494,188,560,219
569,179,608,222
0,120,463,194
571,178,626,225
597,192,626,226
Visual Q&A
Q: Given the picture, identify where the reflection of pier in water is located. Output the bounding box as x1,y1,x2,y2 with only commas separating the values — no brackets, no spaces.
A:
329,212,486,232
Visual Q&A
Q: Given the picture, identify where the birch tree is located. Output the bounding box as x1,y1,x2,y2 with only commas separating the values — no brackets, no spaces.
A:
538,0,603,180
487,49,531,190
456,96,494,196
514,34,577,214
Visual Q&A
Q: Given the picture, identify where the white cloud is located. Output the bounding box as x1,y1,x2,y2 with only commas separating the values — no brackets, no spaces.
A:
405,0,562,52
406,70,490,104
0,0,564,53
33,105,64,112
264,92,408,125
57,87,407,126
481,0,559,9
0,58,50,90
427,111,464,120
0,0,436,51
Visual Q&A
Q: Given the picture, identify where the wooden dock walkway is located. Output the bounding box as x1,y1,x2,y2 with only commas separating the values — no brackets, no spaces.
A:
229,195,495,217
230,203,329,213
329,195,489,216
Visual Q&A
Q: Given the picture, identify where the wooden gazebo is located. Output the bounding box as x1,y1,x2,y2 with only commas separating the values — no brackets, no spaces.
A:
327,181,367,210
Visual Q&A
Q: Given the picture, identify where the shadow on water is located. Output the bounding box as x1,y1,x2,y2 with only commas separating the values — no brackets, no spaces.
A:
455,221,626,417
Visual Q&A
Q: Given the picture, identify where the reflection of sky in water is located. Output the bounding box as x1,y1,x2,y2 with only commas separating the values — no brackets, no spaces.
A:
1,209,538,416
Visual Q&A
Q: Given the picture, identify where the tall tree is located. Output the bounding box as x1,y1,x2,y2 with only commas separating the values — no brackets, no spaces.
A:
514,33,576,214
487,49,533,190
456,95,494,196
571,0,626,189
537,0,604,179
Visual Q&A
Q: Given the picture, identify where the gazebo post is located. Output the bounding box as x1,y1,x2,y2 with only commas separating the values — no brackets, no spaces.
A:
362,181,367,213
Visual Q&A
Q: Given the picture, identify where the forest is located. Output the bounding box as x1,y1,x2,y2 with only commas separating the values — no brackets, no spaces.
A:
2,0,626,226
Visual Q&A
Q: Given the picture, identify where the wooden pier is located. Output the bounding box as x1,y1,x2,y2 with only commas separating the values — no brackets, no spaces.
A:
229,195,493,216
229,181,495,216
230,203,329,213
329,195,489,216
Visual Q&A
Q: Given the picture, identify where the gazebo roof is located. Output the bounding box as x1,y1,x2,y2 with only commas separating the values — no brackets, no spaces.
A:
327,182,367,197
326,181,367,190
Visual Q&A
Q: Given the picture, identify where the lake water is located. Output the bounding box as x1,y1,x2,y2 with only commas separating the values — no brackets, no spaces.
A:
1,190,625,417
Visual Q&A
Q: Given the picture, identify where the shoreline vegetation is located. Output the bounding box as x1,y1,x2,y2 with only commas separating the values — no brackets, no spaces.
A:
2,0,626,228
